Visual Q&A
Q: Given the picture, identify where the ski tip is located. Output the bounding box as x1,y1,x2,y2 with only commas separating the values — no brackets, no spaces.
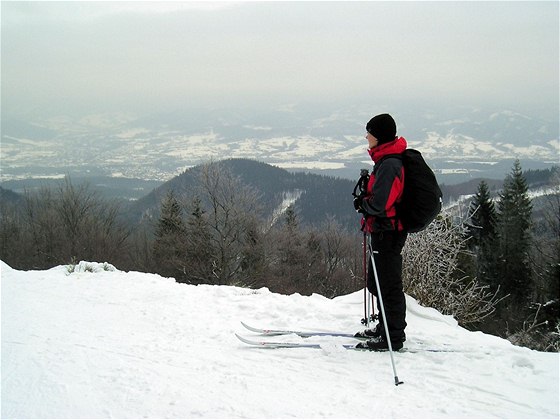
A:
235,333,252,345
240,321,261,333
235,333,271,347
235,333,284,349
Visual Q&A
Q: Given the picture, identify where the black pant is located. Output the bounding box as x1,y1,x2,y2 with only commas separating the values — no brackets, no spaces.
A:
367,230,408,342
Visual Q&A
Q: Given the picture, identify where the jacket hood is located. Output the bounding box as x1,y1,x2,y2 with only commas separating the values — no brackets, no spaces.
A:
367,136,408,163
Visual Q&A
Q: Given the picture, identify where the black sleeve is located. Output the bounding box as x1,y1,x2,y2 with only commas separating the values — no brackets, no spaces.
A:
362,158,402,217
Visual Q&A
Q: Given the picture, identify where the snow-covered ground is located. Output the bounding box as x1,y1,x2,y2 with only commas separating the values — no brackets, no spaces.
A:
1,261,558,418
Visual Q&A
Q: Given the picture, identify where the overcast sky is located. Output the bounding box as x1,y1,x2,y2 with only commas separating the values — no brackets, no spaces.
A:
2,1,559,119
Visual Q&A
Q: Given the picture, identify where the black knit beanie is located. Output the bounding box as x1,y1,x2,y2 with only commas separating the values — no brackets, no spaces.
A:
366,114,397,144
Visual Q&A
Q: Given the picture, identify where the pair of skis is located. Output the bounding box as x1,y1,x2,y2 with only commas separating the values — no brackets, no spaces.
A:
236,321,364,350
236,322,455,353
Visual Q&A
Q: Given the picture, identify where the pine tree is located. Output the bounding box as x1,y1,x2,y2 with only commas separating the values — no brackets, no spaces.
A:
468,180,499,285
183,196,215,284
239,219,267,287
271,205,309,293
284,205,299,232
152,190,187,279
469,180,497,241
496,160,533,304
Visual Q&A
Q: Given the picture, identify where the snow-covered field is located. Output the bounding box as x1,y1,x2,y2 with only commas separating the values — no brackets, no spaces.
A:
1,261,558,418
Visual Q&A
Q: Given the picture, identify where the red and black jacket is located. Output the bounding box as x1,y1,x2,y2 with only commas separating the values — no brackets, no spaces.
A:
361,137,407,233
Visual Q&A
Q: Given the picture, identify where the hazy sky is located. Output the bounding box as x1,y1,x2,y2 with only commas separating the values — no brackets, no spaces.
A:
2,1,559,118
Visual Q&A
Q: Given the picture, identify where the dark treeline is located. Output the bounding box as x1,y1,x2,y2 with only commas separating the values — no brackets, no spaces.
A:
465,161,559,351
1,160,558,351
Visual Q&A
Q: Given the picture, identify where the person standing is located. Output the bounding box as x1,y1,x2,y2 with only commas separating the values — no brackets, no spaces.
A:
353,113,408,351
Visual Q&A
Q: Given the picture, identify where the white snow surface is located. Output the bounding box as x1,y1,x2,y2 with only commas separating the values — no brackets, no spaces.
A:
1,261,558,419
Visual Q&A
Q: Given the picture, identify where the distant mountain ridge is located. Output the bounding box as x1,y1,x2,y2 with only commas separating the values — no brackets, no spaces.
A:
2,104,558,184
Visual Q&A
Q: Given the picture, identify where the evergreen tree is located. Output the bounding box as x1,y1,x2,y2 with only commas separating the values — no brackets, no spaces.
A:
496,160,533,304
183,196,214,284
468,180,499,285
284,204,299,232
277,205,303,270
272,205,309,293
239,219,267,287
152,190,187,279
468,180,497,242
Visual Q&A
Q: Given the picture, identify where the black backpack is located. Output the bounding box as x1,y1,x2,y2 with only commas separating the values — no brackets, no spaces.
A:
376,149,443,233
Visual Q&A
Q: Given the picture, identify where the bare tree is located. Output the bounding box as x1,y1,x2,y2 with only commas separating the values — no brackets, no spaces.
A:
530,170,560,302
23,186,61,267
57,179,129,263
15,179,130,269
402,215,503,326
0,198,25,268
315,217,362,298
197,162,264,285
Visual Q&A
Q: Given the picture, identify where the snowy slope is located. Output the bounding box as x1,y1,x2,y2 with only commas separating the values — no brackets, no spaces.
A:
1,261,558,419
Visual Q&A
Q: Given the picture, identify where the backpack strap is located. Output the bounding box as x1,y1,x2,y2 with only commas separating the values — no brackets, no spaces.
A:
372,153,404,231
373,154,402,175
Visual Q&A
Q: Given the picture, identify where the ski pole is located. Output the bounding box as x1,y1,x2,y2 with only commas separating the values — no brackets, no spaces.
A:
371,293,376,324
353,168,370,326
368,241,404,386
362,232,368,325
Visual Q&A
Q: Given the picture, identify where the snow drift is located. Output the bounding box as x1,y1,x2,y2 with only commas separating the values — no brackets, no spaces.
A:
1,261,558,418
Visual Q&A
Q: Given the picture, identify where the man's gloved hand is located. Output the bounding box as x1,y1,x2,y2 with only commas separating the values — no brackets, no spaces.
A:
353,196,365,213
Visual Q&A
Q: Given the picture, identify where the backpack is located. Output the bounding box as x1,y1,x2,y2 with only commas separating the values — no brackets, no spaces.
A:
376,149,443,233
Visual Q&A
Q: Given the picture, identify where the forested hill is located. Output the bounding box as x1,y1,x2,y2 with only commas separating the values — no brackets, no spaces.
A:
126,158,559,230
2,158,556,232
127,159,360,231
